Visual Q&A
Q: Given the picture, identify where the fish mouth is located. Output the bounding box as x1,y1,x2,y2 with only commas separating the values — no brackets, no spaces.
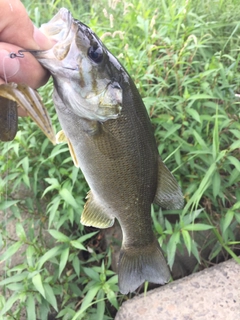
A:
29,8,76,63
40,8,73,43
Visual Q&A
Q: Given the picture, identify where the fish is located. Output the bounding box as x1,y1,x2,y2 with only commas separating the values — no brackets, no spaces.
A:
29,8,184,294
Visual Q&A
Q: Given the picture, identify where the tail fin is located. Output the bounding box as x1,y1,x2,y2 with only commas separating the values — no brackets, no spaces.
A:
118,240,170,294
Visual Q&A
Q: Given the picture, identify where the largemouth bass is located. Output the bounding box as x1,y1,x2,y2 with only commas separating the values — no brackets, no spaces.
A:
30,8,184,294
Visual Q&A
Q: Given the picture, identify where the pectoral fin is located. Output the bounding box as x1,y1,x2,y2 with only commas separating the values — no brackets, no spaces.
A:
81,191,114,228
82,119,123,160
154,157,184,210
56,130,78,167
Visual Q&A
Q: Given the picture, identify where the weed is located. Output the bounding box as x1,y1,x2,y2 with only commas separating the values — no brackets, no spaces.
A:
0,0,239,318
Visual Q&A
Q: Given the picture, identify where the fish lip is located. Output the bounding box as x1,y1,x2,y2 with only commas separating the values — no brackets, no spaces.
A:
28,8,76,61
40,7,73,42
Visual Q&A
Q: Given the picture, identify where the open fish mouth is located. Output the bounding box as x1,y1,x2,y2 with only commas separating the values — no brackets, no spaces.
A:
40,8,73,44
39,8,75,61
0,83,56,144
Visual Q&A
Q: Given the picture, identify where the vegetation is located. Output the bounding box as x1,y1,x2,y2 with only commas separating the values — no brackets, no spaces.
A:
0,0,239,318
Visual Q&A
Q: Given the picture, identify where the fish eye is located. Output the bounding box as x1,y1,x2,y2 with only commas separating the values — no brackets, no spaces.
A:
88,45,103,63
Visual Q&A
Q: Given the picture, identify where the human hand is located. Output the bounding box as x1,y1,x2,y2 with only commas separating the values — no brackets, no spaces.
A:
0,0,54,116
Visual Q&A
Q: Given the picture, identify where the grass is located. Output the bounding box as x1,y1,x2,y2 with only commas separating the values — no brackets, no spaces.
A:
0,0,240,319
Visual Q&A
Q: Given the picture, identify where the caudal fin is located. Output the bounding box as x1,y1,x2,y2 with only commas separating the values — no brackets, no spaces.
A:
118,240,170,294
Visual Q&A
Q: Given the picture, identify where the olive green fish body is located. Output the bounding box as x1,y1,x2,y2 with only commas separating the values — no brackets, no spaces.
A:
31,8,184,294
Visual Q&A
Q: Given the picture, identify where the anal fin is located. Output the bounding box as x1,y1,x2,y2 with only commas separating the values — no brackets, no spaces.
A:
81,190,114,229
154,157,184,210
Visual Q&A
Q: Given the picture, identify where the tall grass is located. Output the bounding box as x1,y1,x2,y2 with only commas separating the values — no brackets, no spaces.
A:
0,0,239,319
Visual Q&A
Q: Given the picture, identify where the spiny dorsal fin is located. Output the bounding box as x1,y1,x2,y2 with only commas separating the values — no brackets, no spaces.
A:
81,191,114,228
154,157,184,210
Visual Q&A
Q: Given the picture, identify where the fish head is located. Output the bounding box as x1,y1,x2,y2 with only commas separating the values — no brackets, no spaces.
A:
31,8,123,122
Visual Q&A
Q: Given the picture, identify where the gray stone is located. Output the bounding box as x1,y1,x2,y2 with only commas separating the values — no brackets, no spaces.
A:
115,258,240,320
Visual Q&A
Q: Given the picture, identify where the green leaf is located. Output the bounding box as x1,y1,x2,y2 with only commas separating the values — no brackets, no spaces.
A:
26,245,35,268
38,245,61,269
232,201,240,211
22,173,30,187
48,145,69,159
96,290,105,320
107,289,119,309
208,241,222,261
151,209,163,234
48,196,61,228
229,140,240,151
192,129,208,149
73,284,101,320
212,108,219,160
188,94,216,100
184,223,214,231
26,295,36,320
0,272,28,286
73,255,80,277
70,240,86,250
106,274,118,285
59,247,69,277
229,129,240,139
44,283,58,311
0,200,19,210
167,231,180,269
83,267,100,281
165,219,173,233
191,239,200,263
59,188,78,208
0,241,22,262
227,156,240,172
16,222,26,240
22,156,29,174
48,229,70,242
186,108,201,123
0,292,21,316
32,273,46,298
212,171,221,199
235,213,240,224
182,230,191,255
78,231,99,243
42,178,60,197
163,124,181,140
222,210,234,234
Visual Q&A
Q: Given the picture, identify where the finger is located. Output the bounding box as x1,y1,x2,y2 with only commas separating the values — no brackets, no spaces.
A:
0,44,50,88
0,0,52,50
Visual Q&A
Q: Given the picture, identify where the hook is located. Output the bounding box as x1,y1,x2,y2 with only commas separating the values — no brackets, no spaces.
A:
9,50,26,59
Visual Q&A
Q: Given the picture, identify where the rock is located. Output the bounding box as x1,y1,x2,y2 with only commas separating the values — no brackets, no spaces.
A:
115,258,240,320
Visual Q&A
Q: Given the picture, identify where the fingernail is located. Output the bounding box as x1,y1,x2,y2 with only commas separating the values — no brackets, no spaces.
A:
0,49,20,81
